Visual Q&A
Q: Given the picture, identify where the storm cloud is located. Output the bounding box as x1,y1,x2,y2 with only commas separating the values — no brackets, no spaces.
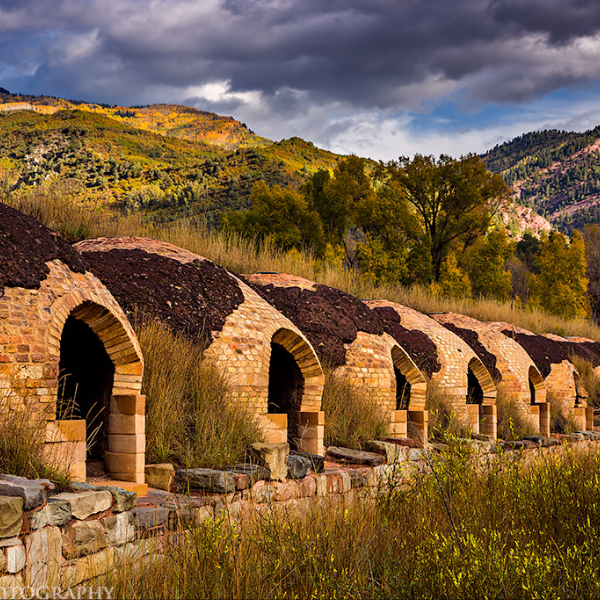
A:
3,0,600,157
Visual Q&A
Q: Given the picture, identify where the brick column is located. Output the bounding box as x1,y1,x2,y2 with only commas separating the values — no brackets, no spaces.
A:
298,411,324,455
105,395,146,483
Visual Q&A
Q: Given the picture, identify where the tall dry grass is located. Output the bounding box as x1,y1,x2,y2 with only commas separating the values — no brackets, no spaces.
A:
495,390,537,441
0,404,71,488
102,445,600,599
321,368,388,449
425,379,470,441
137,318,262,468
5,188,600,341
569,353,600,408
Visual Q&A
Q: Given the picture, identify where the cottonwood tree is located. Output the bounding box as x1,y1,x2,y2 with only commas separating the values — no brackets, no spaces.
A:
529,231,590,319
384,154,510,281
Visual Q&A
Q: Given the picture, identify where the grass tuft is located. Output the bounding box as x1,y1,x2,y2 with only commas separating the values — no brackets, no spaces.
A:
495,390,537,440
321,368,388,449
137,318,262,468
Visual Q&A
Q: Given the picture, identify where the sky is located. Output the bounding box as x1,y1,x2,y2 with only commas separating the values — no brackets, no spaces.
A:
3,0,600,160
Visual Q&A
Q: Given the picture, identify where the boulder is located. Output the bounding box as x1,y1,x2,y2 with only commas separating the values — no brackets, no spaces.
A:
174,469,235,494
249,443,289,481
0,497,23,539
290,450,325,474
326,447,385,467
366,440,406,463
286,455,311,479
384,437,420,448
230,464,270,485
145,464,175,491
52,491,112,520
0,476,47,510
102,513,135,546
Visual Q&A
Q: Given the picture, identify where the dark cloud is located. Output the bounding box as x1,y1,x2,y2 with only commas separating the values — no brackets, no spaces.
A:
2,0,600,154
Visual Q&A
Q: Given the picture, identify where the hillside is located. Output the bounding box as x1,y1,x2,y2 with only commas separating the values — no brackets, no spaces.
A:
0,101,341,226
0,91,270,149
482,127,600,234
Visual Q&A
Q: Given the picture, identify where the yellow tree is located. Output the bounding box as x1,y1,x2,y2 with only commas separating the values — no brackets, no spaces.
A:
529,231,590,319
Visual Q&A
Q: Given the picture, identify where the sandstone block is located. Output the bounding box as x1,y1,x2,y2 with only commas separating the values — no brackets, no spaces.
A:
24,526,62,589
251,481,274,504
60,547,117,589
131,507,169,532
0,496,23,539
108,433,145,454
0,476,46,510
287,454,311,479
62,520,107,559
102,512,135,546
231,464,270,485
145,464,174,491
52,491,113,520
71,482,137,513
3,539,25,573
250,442,289,481
105,451,145,475
290,450,325,473
174,469,235,494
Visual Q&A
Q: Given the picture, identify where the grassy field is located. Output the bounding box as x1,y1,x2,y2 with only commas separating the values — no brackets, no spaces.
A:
103,443,600,599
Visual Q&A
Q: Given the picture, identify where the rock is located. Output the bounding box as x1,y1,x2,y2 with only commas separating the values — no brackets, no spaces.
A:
298,476,317,497
326,447,385,467
52,491,113,520
3,540,25,573
102,513,135,546
0,476,46,510
0,496,23,539
251,481,274,504
472,434,494,442
70,482,137,512
290,451,325,473
287,455,311,479
384,437,419,448
145,464,174,491
408,449,427,461
544,437,560,447
348,470,366,489
231,464,270,485
502,441,526,451
366,440,406,463
250,443,289,482
62,520,107,559
131,506,169,531
430,442,450,453
564,433,585,443
24,526,61,589
523,436,544,447
174,469,235,494
521,440,538,450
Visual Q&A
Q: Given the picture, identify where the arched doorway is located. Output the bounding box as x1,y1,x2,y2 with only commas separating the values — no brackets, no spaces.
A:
268,341,305,449
394,367,410,410
528,365,549,436
58,316,115,468
467,367,484,405
47,297,145,483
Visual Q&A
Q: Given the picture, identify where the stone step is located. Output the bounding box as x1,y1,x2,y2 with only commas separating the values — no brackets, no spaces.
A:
87,480,148,497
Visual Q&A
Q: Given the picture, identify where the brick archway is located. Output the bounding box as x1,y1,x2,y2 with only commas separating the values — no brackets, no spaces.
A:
528,365,546,404
46,292,145,483
391,345,427,411
269,328,324,454
467,357,497,404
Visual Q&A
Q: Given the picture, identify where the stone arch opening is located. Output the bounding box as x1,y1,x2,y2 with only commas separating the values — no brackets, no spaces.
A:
574,370,587,406
47,297,145,482
58,317,114,462
467,368,484,405
394,367,410,410
268,341,305,448
528,365,545,405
